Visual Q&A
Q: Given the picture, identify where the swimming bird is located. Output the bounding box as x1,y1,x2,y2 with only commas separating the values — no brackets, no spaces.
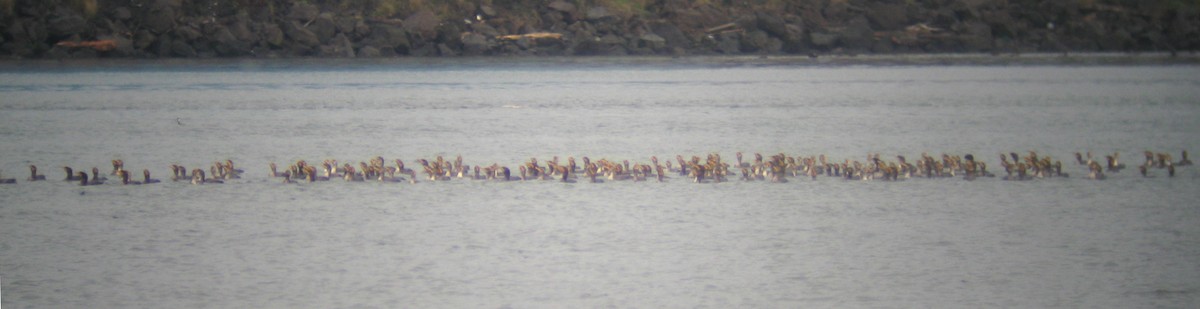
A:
0,170,16,184
87,170,105,185
118,170,141,185
269,162,286,177
91,167,107,181
28,165,46,181
142,169,160,184
63,166,82,181
1178,150,1192,166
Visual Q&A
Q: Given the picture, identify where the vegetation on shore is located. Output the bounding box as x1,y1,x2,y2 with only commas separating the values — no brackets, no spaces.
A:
2,0,1198,59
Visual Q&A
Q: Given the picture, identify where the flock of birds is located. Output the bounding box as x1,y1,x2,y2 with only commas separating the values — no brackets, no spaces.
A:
0,150,1191,186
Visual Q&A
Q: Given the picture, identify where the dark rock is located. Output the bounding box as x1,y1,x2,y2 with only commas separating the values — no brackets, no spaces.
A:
112,7,132,20
309,14,337,44
318,33,354,57
47,11,88,39
211,26,245,56
353,20,372,39
460,32,491,55
598,34,625,46
547,1,577,14
261,23,284,47
283,21,320,47
756,12,790,40
436,22,463,46
357,45,381,57
781,23,809,53
403,10,440,41
288,2,319,21
639,33,667,51
366,24,410,54
410,43,439,56
479,5,496,17
334,16,359,37
133,30,156,50
230,20,256,43
958,20,993,52
1100,29,1134,51
649,22,690,50
143,5,176,34
586,6,616,22
436,43,457,56
740,30,771,52
840,16,875,51
98,34,133,56
514,36,533,50
810,32,838,48
6,19,33,42
171,39,196,57
866,2,908,31
174,25,202,41
715,32,740,54
470,22,501,38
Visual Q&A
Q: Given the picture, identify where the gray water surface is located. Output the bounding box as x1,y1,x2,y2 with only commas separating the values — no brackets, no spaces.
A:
1,56,1198,308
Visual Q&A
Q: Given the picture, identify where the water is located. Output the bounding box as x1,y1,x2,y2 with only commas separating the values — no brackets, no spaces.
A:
1,56,1199,308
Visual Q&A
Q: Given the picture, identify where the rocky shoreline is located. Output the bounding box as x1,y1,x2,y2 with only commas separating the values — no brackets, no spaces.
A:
3,0,1198,59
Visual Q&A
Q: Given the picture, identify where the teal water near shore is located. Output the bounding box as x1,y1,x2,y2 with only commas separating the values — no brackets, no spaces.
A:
1,56,1198,308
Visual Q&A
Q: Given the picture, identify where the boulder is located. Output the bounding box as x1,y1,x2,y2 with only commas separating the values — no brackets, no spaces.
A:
479,5,497,17
810,32,838,48
143,4,176,34
261,23,284,46
639,33,667,50
97,34,134,56
547,1,577,14
586,6,616,22
866,2,909,31
357,45,381,57
958,20,993,52
47,11,89,39
334,16,359,37
318,33,354,57
288,2,319,21
649,22,690,50
133,30,156,50
174,24,202,41
436,43,457,56
283,21,320,47
715,32,740,54
839,16,875,51
309,14,337,44
171,39,196,57
469,22,501,38
403,10,440,40
230,20,256,43
460,32,491,55
211,26,245,56
756,12,789,40
366,24,410,54
6,19,33,42
746,31,781,54
112,7,132,20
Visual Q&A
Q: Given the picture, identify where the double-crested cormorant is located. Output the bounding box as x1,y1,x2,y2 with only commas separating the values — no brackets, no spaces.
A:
28,165,46,181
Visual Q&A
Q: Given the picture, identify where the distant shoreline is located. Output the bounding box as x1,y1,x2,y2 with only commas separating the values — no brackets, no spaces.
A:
4,1,1197,60
3,53,1199,71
